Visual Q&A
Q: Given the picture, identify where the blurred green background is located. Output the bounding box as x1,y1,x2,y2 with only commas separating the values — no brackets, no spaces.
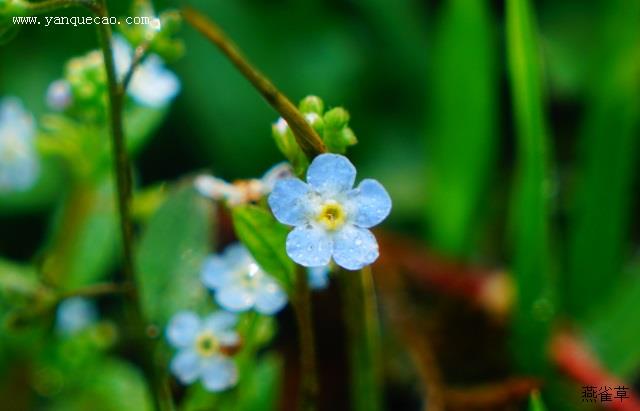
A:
1,0,640,410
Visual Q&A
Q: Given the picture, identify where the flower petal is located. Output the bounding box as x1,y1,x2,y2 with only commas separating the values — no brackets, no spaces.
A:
332,226,379,270
306,154,356,194
129,55,180,107
201,311,237,333
286,225,333,267
201,357,238,392
215,285,255,312
166,311,200,348
201,255,233,290
254,276,287,314
268,178,310,226
349,179,392,228
170,349,201,384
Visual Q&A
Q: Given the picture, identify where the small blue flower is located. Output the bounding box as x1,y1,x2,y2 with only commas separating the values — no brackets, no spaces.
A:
202,244,287,315
46,79,72,110
0,97,40,192
268,154,391,271
112,35,180,108
56,297,98,335
308,266,330,290
166,311,239,392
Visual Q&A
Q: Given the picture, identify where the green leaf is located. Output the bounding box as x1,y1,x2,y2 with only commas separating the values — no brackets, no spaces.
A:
231,205,295,294
49,359,153,411
566,0,640,319
425,0,498,258
43,179,119,290
529,391,548,411
581,265,640,378
506,0,556,375
137,186,213,326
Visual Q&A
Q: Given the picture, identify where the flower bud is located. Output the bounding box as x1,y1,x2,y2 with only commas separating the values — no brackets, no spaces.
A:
323,107,350,130
299,95,324,115
304,112,324,136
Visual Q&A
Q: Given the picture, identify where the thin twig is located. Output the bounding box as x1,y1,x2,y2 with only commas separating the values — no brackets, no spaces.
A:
122,40,152,92
21,0,96,13
59,282,132,300
181,6,327,159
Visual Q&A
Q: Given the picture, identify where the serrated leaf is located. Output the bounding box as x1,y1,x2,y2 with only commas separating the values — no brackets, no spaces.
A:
231,205,294,294
137,186,212,326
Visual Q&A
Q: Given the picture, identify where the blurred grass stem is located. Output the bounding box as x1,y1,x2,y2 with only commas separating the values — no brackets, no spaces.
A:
182,7,327,159
293,266,319,411
339,267,383,411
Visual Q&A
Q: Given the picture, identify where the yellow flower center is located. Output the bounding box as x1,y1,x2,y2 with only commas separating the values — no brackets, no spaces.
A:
317,201,346,231
195,332,219,357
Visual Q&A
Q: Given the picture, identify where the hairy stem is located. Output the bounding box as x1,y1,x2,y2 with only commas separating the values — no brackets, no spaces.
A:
293,266,319,411
181,6,326,159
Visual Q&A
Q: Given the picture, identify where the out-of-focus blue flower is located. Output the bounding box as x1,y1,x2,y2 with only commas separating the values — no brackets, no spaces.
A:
268,154,391,271
308,265,330,290
112,35,180,108
166,310,239,392
0,98,39,192
201,243,287,315
56,297,98,335
46,79,72,110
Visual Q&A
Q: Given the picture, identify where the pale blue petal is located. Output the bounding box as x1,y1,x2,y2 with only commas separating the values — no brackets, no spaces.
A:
201,311,237,333
306,154,356,194
254,276,287,314
129,55,180,107
201,356,238,392
216,285,255,312
286,225,333,267
111,35,133,79
223,243,250,266
307,266,330,290
217,330,240,347
170,349,201,384
268,178,310,226
201,255,233,290
332,226,379,271
350,179,392,228
261,162,294,193
166,311,200,348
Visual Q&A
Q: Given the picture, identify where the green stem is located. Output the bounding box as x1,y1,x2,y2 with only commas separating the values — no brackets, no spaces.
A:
293,266,318,411
92,2,173,410
181,6,326,159
339,267,383,411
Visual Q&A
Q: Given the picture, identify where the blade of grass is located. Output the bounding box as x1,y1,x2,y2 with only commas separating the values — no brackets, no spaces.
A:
506,0,556,374
425,0,498,258
566,0,640,319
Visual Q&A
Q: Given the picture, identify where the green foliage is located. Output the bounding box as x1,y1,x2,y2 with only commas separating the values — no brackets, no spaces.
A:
529,391,548,411
566,0,640,319
506,0,556,375
137,186,212,325
231,205,295,294
425,0,498,258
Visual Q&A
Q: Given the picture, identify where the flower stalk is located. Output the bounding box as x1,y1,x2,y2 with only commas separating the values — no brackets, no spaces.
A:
181,6,327,159
293,266,319,411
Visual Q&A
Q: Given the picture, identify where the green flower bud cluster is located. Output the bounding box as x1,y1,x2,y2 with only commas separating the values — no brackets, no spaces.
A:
63,50,109,123
120,3,184,62
272,95,358,174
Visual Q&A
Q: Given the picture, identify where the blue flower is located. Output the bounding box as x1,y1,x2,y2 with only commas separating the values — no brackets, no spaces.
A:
307,266,330,290
202,243,287,315
0,98,39,192
56,297,98,335
112,35,180,108
46,79,72,110
166,311,239,392
268,154,391,271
